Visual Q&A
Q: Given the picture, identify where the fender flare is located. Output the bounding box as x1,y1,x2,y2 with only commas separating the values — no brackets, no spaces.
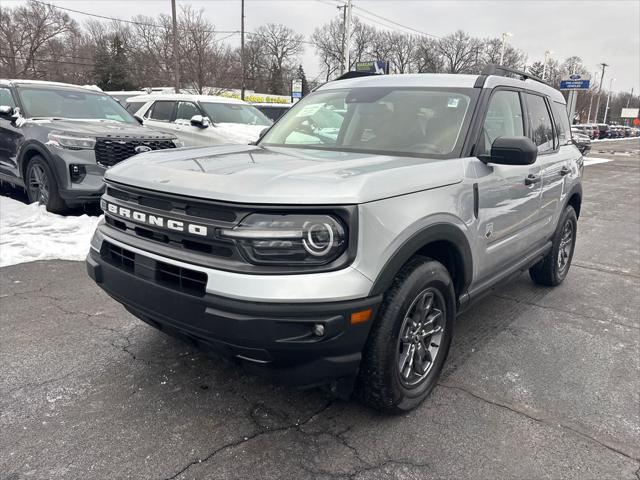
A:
18,140,64,186
563,182,582,217
369,222,473,297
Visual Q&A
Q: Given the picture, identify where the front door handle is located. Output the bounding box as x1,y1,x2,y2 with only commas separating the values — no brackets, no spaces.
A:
560,166,571,176
524,174,541,185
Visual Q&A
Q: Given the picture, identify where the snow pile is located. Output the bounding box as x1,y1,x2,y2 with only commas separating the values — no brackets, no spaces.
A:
0,196,102,268
215,123,266,144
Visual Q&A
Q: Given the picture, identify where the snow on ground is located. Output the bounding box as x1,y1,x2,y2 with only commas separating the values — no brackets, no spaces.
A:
591,137,639,143
583,157,613,166
216,123,266,144
0,196,102,268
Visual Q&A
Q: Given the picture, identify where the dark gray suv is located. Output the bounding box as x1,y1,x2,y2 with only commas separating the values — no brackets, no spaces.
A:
0,79,180,213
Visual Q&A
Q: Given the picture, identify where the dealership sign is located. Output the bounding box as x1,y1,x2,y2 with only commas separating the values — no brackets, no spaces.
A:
291,79,303,102
559,74,590,90
355,60,389,74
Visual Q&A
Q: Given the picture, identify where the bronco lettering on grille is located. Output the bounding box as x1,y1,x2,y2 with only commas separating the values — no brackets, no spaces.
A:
105,202,208,236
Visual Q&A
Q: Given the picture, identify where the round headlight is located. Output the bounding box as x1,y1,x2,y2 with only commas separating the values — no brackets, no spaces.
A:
303,222,334,256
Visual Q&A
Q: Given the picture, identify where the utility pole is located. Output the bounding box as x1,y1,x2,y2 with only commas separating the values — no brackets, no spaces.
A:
603,77,615,124
542,50,553,80
337,4,346,74
593,62,609,123
343,0,352,74
240,0,245,100
171,0,180,93
499,32,512,66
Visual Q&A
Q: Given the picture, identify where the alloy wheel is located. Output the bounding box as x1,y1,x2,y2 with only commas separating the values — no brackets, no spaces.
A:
28,164,49,205
396,288,445,388
557,220,574,275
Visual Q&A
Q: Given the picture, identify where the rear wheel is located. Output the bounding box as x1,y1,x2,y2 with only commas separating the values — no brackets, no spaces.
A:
26,156,67,214
356,257,455,412
530,205,577,286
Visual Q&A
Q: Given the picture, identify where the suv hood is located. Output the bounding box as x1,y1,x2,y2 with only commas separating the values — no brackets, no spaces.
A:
105,144,464,204
31,119,176,139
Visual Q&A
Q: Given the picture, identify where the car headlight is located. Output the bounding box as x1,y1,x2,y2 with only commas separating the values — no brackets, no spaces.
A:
47,132,96,150
219,213,347,266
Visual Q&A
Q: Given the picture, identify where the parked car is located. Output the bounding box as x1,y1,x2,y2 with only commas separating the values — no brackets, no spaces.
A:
251,102,292,122
0,79,180,213
87,65,583,412
126,94,273,146
574,123,598,140
571,127,591,155
595,123,610,139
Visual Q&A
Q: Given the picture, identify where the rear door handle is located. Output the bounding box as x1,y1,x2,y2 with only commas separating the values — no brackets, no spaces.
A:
524,174,541,185
560,166,571,176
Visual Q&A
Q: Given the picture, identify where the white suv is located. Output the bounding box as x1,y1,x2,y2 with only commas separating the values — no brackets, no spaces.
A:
127,94,273,147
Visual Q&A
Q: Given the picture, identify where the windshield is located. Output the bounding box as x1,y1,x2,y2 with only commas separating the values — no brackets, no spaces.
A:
201,102,272,126
17,87,137,124
261,87,474,157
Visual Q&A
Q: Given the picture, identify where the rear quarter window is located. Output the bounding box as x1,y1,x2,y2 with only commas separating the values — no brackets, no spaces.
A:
551,101,572,146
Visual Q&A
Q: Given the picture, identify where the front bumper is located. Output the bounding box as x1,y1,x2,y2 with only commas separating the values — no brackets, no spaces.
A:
86,245,382,388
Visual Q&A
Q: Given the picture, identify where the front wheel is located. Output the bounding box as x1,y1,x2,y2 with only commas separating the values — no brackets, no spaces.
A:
529,205,577,286
25,156,68,214
356,257,455,412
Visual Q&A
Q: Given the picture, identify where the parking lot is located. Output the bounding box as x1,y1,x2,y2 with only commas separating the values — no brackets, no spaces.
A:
1,138,639,480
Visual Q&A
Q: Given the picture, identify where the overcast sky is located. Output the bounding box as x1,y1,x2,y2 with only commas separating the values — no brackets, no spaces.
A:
6,0,640,93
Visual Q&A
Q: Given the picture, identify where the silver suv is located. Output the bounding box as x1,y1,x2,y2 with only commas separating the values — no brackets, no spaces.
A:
87,65,583,412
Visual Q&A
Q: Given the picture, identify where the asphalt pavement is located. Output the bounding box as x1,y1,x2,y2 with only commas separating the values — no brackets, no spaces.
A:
1,138,639,480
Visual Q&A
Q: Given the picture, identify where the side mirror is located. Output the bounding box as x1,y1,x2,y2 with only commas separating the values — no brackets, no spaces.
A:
0,105,14,118
250,127,270,146
133,114,144,125
488,136,537,166
190,115,210,128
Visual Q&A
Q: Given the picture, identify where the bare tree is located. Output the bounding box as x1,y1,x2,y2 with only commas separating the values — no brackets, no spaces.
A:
0,0,77,78
481,37,527,70
254,23,303,94
413,37,444,73
436,30,483,74
387,32,416,73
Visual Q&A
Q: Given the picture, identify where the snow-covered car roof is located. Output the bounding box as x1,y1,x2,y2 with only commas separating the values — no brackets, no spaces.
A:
125,93,249,105
0,79,103,92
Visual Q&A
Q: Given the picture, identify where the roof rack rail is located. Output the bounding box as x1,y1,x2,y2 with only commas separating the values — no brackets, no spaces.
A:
482,64,550,87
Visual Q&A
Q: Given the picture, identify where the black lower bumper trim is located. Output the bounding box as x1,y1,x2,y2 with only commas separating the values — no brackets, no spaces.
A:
87,249,381,387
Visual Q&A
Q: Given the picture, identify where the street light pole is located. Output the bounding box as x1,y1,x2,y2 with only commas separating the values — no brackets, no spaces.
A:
587,70,598,123
240,0,245,100
593,62,609,123
542,50,553,80
603,77,615,124
171,0,180,93
499,32,512,66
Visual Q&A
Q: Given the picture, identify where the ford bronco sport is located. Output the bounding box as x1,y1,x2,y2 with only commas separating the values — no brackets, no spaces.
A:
86,65,583,412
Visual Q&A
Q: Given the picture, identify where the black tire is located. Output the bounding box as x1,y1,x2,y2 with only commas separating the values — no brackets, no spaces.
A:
356,256,455,413
25,156,68,214
529,205,578,286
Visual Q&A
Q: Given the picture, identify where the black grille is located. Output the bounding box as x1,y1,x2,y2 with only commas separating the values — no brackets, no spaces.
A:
95,138,176,167
101,241,207,296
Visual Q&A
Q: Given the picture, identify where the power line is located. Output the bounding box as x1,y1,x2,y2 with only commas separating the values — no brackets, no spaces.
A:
352,5,442,39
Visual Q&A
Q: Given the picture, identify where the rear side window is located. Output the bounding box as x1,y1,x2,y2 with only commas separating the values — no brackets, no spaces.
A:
551,101,572,146
524,94,554,153
148,101,175,122
0,87,16,108
477,90,524,156
125,101,145,114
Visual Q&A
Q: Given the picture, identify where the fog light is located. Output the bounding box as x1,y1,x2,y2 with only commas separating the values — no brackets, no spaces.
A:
69,164,86,182
312,324,325,337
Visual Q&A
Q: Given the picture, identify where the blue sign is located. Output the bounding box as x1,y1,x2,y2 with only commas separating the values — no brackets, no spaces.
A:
291,92,302,98
560,79,590,90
